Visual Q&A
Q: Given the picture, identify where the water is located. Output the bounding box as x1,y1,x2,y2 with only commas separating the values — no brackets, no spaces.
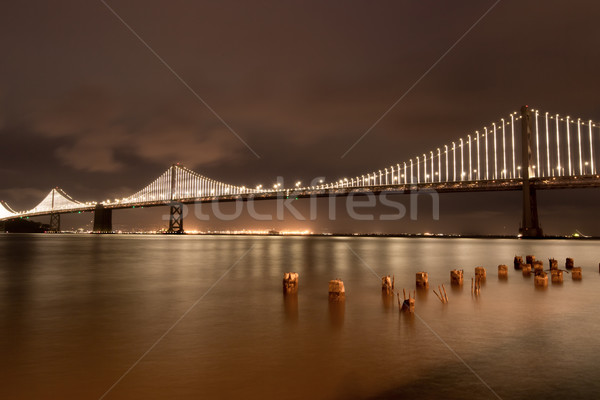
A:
1,234,599,399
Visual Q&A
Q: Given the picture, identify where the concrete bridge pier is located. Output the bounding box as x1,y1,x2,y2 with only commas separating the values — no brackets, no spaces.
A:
519,105,543,238
167,203,184,234
93,204,113,233
48,213,61,233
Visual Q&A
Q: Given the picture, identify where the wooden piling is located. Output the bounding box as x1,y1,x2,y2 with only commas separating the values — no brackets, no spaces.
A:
526,255,536,265
475,267,486,280
534,271,548,287
398,290,415,312
283,272,299,293
533,261,544,275
522,264,532,276
328,279,345,301
514,256,523,270
442,284,449,302
571,267,582,280
498,264,508,278
566,258,574,270
450,269,464,286
381,275,394,295
551,269,563,284
549,258,558,270
416,272,429,288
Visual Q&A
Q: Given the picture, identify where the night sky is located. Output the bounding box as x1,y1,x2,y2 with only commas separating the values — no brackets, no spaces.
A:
1,1,600,234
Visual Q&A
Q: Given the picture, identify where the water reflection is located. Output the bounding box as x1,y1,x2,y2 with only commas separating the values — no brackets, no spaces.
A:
381,292,394,311
328,299,345,329
283,292,298,323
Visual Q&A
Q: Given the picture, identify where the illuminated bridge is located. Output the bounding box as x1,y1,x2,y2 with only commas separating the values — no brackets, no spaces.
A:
1,106,599,236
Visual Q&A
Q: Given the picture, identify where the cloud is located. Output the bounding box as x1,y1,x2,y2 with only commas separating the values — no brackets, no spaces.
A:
31,87,245,172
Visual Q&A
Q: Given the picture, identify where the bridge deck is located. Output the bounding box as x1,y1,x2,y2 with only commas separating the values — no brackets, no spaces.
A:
4,175,600,221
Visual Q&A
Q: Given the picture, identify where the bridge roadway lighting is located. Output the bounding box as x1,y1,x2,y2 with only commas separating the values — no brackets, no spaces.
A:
511,114,516,178
379,170,383,186
422,155,427,183
589,120,595,174
555,114,561,176
467,135,472,181
385,168,389,185
493,123,498,180
476,131,480,180
544,113,551,177
452,142,456,181
501,120,507,179
429,151,433,183
534,112,540,178
444,145,448,182
416,158,420,184
577,118,583,175
437,148,441,182
459,139,464,181
484,127,489,180
566,116,572,176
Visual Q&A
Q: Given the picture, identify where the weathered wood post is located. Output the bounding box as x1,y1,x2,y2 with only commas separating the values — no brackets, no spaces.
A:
526,255,536,265
398,289,415,313
475,267,486,281
498,264,508,279
571,267,582,280
381,275,394,295
522,264,532,276
416,272,429,288
534,271,548,287
283,272,299,293
514,256,524,270
551,269,563,283
533,261,544,276
328,279,345,301
549,258,558,270
565,258,574,270
450,269,464,286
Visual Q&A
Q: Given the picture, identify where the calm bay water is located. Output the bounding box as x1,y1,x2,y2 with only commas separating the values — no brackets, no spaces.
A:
1,234,599,399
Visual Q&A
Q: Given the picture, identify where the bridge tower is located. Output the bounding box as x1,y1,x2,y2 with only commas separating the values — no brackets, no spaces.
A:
167,164,184,234
48,189,61,233
93,204,113,233
519,105,543,237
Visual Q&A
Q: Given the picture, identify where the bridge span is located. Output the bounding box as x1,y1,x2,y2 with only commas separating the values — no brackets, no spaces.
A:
2,106,599,236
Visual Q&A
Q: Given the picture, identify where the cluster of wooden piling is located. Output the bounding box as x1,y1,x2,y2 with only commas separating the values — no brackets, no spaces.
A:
513,255,584,284
433,284,449,304
282,252,591,317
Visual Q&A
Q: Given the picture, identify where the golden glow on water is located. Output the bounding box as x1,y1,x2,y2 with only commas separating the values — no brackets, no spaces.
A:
0,235,599,399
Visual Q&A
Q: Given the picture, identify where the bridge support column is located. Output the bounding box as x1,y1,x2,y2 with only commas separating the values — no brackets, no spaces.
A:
49,213,61,233
93,204,113,233
167,203,184,234
519,105,543,237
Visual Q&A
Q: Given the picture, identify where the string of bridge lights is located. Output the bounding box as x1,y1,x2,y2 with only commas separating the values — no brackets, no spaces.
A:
1,107,599,219
323,108,599,190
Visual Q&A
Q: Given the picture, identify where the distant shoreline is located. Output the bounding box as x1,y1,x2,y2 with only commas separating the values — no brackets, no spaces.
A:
3,231,597,240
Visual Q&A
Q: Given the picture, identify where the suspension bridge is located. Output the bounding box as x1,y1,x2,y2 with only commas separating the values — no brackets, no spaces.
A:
1,105,599,236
